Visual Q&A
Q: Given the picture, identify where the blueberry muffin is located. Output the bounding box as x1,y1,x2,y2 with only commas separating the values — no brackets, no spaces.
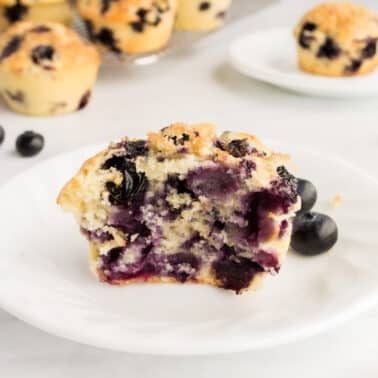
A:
294,2,378,77
0,0,72,31
77,0,177,55
58,123,300,294
175,0,232,32
0,21,100,116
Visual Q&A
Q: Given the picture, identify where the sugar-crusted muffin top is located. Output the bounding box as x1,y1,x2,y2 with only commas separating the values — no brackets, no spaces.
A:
0,21,100,72
58,122,294,223
78,0,175,24
294,2,378,44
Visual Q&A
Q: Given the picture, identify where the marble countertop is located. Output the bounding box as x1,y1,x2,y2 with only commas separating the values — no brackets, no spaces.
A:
1,0,378,376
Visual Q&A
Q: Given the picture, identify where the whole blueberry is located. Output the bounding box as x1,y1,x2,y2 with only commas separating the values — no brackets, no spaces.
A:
15,131,44,157
0,126,4,145
297,178,317,213
291,212,338,255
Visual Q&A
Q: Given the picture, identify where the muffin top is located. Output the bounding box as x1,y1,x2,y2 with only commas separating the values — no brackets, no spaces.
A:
78,0,175,24
0,21,100,73
0,0,64,6
294,2,378,44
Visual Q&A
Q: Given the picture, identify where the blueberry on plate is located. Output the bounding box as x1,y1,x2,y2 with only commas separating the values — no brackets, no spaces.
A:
297,178,317,213
291,212,338,255
0,125,4,145
15,131,44,157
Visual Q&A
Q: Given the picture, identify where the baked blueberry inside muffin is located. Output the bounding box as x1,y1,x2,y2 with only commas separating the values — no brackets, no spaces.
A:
0,21,100,116
78,0,177,54
0,0,72,31
294,2,378,77
175,0,232,32
58,123,300,293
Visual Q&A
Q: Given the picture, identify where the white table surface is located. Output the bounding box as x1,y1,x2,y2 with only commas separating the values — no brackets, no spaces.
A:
1,0,378,376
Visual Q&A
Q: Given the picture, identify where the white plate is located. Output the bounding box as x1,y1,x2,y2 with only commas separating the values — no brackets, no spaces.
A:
229,28,378,98
0,143,378,355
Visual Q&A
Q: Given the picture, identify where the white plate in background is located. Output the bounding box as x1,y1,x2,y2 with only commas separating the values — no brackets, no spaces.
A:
229,28,378,98
0,143,377,355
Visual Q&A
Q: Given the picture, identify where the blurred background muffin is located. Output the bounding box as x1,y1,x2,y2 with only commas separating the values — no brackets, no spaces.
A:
0,21,100,116
294,2,378,77
0,0,73,31
78,0,177,54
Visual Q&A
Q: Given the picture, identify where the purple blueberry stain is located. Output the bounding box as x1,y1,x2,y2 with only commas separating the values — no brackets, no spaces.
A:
213,257,264,293
279,219,288,238
81,227,113,243
167,252,200,282
239,159,256,178
253,251,279,272
186,165,239,199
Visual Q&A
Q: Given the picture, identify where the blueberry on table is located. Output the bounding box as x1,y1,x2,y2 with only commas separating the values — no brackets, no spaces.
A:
15,131,44,157
291,212,338,256
0,126,4,145
297,178,317,213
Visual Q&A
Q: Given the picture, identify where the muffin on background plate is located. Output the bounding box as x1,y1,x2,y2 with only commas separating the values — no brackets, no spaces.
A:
294,2,378,77
0,0,73,31
175,0,232,32
78,0,177,55
0,21,100,116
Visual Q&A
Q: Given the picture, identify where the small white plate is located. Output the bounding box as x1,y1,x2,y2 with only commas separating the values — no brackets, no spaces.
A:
229,28,378,98
0,143,378,355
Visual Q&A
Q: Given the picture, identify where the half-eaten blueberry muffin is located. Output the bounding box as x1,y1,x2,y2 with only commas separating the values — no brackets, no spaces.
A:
77,0,176,55
175,0,231,32
57,123,300,294
0,21,100,116
294,2,378,77
0,0,72,31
